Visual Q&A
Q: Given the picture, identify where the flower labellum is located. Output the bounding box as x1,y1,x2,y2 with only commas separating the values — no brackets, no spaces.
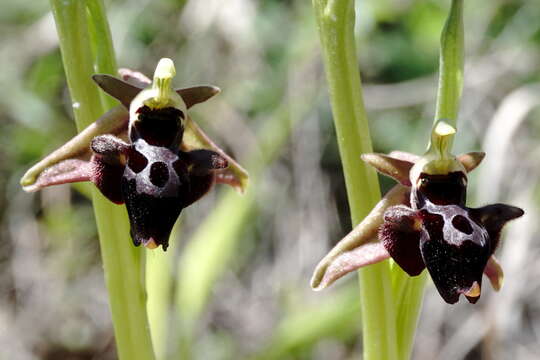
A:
311,120,523,304
21,58,249,251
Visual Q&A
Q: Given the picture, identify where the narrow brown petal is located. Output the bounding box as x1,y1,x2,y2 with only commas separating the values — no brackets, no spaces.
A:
361,153,414,186
118,68,151,87
92,74,142,109
310,185,410,290
96,72,220,109
176,86,221,109
457,152,485,173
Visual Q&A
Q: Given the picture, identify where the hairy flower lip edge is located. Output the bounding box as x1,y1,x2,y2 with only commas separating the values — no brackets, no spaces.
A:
310,150,521,304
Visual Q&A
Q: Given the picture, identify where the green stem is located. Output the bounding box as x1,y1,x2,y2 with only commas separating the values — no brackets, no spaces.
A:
312,1,397,359
86,0,119,109
392,267,427,360
434,0,464,137
50,0,103,129
146,227,179,359
49,1,155,359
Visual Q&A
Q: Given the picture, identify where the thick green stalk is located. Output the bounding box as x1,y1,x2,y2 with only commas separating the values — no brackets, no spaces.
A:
86,0,119,109
392,267,427,360
49,1,155,359
146,229,178,359
312,1,397,359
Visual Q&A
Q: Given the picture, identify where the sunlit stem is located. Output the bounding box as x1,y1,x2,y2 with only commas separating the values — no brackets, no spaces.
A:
49,1,155,359
147,226,179,359
312,0,397,359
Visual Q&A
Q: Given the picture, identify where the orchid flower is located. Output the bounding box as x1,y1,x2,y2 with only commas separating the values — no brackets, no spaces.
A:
21,58,249,251
311,121,523,304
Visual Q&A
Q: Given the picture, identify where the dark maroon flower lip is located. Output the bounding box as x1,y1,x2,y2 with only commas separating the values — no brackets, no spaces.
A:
20,59,249,251
311,122,524,304
381,198,522,304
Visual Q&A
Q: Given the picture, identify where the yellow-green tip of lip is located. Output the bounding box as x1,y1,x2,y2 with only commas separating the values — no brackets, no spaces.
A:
144,238,159,250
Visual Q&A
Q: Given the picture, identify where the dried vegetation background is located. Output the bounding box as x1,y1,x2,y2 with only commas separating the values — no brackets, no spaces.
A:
1,0,540,359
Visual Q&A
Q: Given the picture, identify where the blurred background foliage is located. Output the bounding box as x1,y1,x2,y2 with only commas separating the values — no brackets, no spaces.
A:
1,0,540,359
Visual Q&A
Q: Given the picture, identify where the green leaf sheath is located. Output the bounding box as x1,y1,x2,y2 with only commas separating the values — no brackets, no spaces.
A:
50,0,103,131
49,1,155,359
86,0,119,109
146,231,178,359
393,268,427,360
434,0,464,148
312,0,398,359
